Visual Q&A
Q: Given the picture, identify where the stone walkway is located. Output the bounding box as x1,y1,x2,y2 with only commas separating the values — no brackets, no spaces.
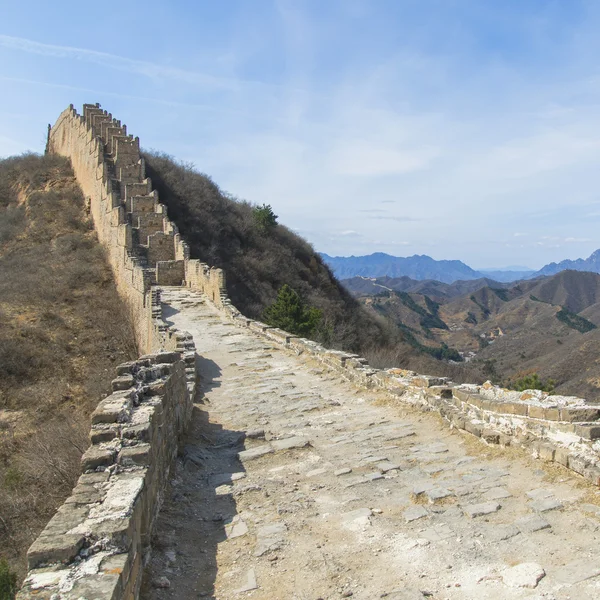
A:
142,288,600,600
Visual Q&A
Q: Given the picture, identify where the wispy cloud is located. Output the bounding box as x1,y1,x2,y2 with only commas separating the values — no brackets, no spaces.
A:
0,34,268,91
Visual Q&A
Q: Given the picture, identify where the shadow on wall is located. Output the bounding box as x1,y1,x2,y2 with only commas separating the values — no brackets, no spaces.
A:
140,354,247,599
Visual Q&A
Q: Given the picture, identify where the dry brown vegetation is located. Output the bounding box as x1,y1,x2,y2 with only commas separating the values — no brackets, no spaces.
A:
0,153,137,581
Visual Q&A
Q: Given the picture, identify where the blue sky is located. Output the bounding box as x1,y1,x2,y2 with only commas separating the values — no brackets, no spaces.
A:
1,0,600,269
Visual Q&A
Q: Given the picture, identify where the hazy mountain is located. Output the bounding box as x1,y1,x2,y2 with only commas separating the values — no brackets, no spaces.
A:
535,249,600,277
321,252,483,283
479,270,537,282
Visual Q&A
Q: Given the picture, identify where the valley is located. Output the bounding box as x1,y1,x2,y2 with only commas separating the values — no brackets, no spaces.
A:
343,270,600,399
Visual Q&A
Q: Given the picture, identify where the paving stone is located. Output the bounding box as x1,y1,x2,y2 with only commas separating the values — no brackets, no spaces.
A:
238,445,274,461
526,488,553,501
426,488,453,502
529,497,563,513
334,468,352,476
502,562,545,589
226,518,249,539
254,523,287,557
271,436,310,451
306,468,328,478
483,524,520,542
482,487,512,501
421,524,454,542
553,558,600,584
515,515,551,533
463,501,501,518
403,506,428,523
377,462,401,473
235,568,258,593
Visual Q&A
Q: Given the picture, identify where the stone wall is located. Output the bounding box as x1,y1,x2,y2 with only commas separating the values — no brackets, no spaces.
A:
47,103,227,352
218,304,600,491
17,352,193,600
15,104,206,599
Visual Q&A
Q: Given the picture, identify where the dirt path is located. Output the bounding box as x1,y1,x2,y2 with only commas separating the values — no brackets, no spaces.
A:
142,288,600,600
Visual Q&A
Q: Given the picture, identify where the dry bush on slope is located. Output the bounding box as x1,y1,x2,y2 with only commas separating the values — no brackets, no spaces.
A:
143,152,484,384
0,153,138,581
143,151,392,353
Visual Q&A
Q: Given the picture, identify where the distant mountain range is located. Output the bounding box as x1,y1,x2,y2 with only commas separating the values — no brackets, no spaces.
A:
321,249,600,284
345,269,600,399
320,252,482,283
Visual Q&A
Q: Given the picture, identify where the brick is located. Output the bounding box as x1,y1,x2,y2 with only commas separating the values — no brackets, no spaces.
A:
81,446,116,471
560,408,600,423
482,429,500,444
568,454,589,475
90,425,120,444
538,443,556,462
527,405,546,420
464,421,483,437
575,425,600,440
27,534,85,569
118,444,151,466
112,375,134,391
555,447,572,469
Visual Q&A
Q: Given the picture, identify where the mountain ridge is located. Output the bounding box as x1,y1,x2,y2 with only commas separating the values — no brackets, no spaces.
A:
322,249,600,284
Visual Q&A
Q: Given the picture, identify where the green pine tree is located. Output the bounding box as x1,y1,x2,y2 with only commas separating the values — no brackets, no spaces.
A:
263,284,322,336
253,204,278,232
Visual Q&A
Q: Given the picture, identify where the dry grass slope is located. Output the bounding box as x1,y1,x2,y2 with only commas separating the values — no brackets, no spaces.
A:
0,153,138,582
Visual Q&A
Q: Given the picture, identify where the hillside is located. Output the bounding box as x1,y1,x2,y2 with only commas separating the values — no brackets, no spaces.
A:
343,275,512,301
350,270,600,398
143,153,482,381
321,252,483,282
0,154,137,580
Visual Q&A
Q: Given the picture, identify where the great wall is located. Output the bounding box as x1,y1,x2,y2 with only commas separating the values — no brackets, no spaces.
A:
15,104,600,598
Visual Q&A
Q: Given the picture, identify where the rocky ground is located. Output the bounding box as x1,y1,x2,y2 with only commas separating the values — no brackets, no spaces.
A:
141,288,600,600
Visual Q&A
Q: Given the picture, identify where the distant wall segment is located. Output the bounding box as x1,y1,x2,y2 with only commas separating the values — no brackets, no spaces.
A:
16,103,216,599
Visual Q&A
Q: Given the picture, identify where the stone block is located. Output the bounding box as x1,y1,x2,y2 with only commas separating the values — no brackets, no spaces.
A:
155,351,180,364
575,425,600,440
121,423,152,442
90,425,120,444
560,408,600,423
27,534,85,569
482,429,500,444
568,454,589,475
81,446,116,471
538,443,555,462
118,444,151,466
453,389,472,403
583,465,600,486
92,392,133,424
527,405,546,420
553,446,569,467
112,375,134,391
464,420,483,437
116,361,137,376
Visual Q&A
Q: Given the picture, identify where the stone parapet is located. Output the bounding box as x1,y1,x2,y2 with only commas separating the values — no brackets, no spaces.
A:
218,299,600,492
17,354,193,600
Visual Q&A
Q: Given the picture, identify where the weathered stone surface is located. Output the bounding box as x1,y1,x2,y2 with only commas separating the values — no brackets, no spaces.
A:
463,502,501,518
81,446,116,471
271,436,310,451
502,562,545,588
239,445,274,461
404,506,428,522
27,534,85,569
